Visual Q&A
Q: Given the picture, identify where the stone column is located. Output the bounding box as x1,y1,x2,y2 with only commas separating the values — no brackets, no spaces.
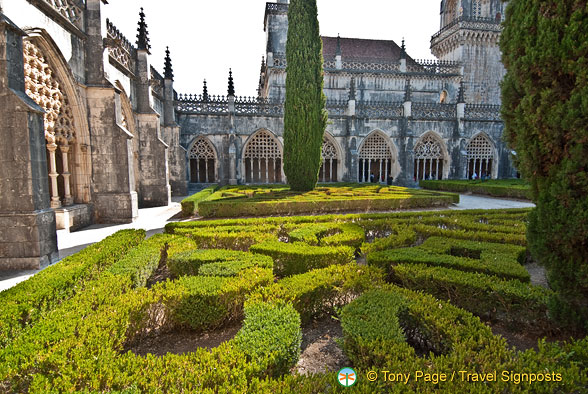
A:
59,144,73,206
0,15,58,270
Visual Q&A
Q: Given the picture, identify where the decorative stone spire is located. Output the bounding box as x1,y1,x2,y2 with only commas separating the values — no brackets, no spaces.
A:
261,55,266,72
404,79,412,102
348,77,356,101
227,69,235,96
400,38,406,59
203,79,209,101
163,47,173,80
457,80,465,103
136,7,151,53
336,34,342,56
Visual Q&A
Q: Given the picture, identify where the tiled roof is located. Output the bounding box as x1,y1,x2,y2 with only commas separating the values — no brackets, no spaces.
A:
322,36,404,62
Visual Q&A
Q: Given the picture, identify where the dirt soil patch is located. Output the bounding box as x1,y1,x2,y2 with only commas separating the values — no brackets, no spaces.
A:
295,316,349,376
488,321,577,352
126,324,241,357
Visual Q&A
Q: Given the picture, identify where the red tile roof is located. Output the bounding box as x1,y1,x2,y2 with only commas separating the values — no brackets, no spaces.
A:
322,36,405,62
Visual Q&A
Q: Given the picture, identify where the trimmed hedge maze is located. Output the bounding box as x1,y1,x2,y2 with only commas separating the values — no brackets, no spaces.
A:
193,183,459,218
420,179,532,200
1,208,586,392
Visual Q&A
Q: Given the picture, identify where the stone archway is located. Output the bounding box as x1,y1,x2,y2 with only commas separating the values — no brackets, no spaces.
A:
188,137,217,183
413,132,449,181
242,130,283,184
358,131,397,183
319,134,341,183
23,37,90,208
466,133,496,179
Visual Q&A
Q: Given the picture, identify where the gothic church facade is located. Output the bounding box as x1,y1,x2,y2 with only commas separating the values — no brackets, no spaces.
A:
0,0,511,270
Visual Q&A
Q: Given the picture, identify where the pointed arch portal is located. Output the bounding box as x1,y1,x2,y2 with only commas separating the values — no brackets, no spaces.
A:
358,132,395,183
414,134,446,181
466,134,495,179
189,137,217,183
243,130,283,184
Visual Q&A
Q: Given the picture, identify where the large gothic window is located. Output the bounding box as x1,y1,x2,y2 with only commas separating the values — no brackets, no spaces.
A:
319,136,339,183
243,130,282,183
189,138,217,183
359,132,394,183
24,40,76,208
414,134,445,181
466,134,494,179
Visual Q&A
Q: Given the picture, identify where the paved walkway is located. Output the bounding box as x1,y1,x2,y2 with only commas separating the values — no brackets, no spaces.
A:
0,194,534,292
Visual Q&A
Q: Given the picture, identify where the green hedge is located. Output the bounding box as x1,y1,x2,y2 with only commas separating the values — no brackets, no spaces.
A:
235,301,301,378
167,249,273,278
420,179,532,199
172,227,277,251
287,222,365,248
0,229,144,347
390,263,551,327
369,242,530,282
250,241,354,277
248,264,384,323
180,185,219,216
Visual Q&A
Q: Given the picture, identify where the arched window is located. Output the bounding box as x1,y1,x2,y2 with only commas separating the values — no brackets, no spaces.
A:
319,136,339,183
359,132,394,183
189,138,216,183
472,0,482,18
414,134,445,181
24,40,76,208
243,130,282,183
466,134,494,179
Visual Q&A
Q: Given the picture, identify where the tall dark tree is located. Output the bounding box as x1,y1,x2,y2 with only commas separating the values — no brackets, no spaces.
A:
283,0,327,191
501,0,588,332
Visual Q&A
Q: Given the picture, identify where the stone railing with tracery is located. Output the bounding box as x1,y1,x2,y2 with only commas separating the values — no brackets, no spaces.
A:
464,104,502,121
106,19,136,76
408,59,461,75
357,101,404,118
235,97,284,116
176,94,229,115
431,16,502,47
412,103,456,120
30,0,84,32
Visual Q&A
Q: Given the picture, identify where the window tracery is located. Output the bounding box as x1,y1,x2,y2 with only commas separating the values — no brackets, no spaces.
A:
320,137,338,182
243,131,282,183
466,134,494,179
358,133,394,183
189,138,216,183
414,134,445,180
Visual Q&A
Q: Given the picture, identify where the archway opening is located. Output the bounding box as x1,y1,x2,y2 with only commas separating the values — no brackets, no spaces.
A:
466,134,495,179
359,133,394,183
319,136,339,183
414,134,445,181
189,138,217,183
243,131,283,184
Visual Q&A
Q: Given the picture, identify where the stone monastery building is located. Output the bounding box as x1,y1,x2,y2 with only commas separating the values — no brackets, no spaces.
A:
0,0,512,270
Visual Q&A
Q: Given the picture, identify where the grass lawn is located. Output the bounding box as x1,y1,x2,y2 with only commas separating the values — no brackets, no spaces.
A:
194,183,459,218
419,179,531,199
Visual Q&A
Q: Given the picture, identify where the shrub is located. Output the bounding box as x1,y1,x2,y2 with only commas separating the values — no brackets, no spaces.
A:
0,229,144,347
287,222,365,248
235,301,302,377
390,263,551,327
249,264,385,323
250,241,354,277
420,179,531,199
180,185,218,216
167,249,273,278
174,227,277,251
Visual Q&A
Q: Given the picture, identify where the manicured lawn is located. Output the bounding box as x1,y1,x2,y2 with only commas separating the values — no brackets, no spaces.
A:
194,183,459,217
420,179,531,199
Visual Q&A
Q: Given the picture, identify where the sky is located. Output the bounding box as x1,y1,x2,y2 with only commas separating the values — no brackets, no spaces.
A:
103,1,441,97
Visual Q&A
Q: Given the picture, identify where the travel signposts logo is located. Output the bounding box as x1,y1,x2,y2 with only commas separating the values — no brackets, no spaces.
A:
338,367,357,387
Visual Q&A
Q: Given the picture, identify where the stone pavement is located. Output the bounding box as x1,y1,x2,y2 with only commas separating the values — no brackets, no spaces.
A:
0,194,534,292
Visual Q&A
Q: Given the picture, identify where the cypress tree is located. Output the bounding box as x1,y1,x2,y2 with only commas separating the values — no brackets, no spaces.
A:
501,0,588,332
283,0,328,191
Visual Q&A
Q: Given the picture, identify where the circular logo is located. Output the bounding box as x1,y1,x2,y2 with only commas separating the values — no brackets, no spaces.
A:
338,367,358,387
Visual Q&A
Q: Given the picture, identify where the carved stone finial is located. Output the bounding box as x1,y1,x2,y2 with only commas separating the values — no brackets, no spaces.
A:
336,33,342,56
136,7,151,53
228,69,235,96
404,79,412,102
348,77,356,101
457,80,465,103
164,46,173,80
400,38,406,59
203,79,209,101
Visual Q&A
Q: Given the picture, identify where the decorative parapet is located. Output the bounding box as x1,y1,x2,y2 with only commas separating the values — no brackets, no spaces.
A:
271,53,458,75
431,16,502,47
326,99,348,116
411,103,456,120
106,19,136,76
357,101,404,118
235,97,284,116
176,94,229,115
28,0,84,34
464,104,502,121
408,59,461,75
